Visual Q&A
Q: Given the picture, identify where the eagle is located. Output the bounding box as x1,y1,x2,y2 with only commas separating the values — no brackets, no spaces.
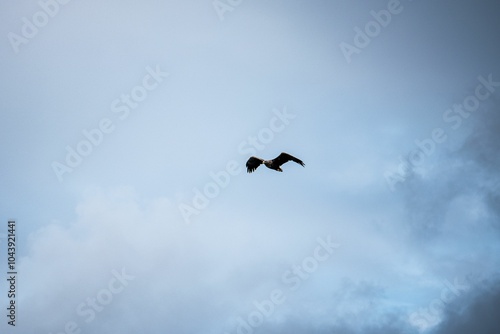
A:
246,152,305,173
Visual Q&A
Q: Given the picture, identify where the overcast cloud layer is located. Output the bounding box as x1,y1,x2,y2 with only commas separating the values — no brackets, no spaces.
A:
1,1,500,333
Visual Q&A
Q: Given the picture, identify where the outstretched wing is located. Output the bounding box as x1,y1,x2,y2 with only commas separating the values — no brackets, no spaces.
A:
272,152,305,168
246,156,264,173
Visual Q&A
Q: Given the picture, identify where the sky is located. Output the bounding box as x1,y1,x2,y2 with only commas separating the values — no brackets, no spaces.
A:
1,0,500,333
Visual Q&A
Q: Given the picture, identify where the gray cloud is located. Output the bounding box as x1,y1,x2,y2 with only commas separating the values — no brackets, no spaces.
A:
398,98,500,237
432,279,500,334
458,106,500,228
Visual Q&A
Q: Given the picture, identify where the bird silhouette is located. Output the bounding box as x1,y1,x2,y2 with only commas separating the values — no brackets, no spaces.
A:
246,152,305,173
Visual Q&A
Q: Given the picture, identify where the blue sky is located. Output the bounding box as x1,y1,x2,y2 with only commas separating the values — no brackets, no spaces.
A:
1,0,500,333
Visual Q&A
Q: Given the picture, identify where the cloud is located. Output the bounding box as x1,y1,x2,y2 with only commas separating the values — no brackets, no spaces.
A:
432,278,500,334
256,310,418,334
16,186,344,333
397,98,500,237
255,279,500,334
17,186,211,333
457,106,500,227
371,100,500,333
